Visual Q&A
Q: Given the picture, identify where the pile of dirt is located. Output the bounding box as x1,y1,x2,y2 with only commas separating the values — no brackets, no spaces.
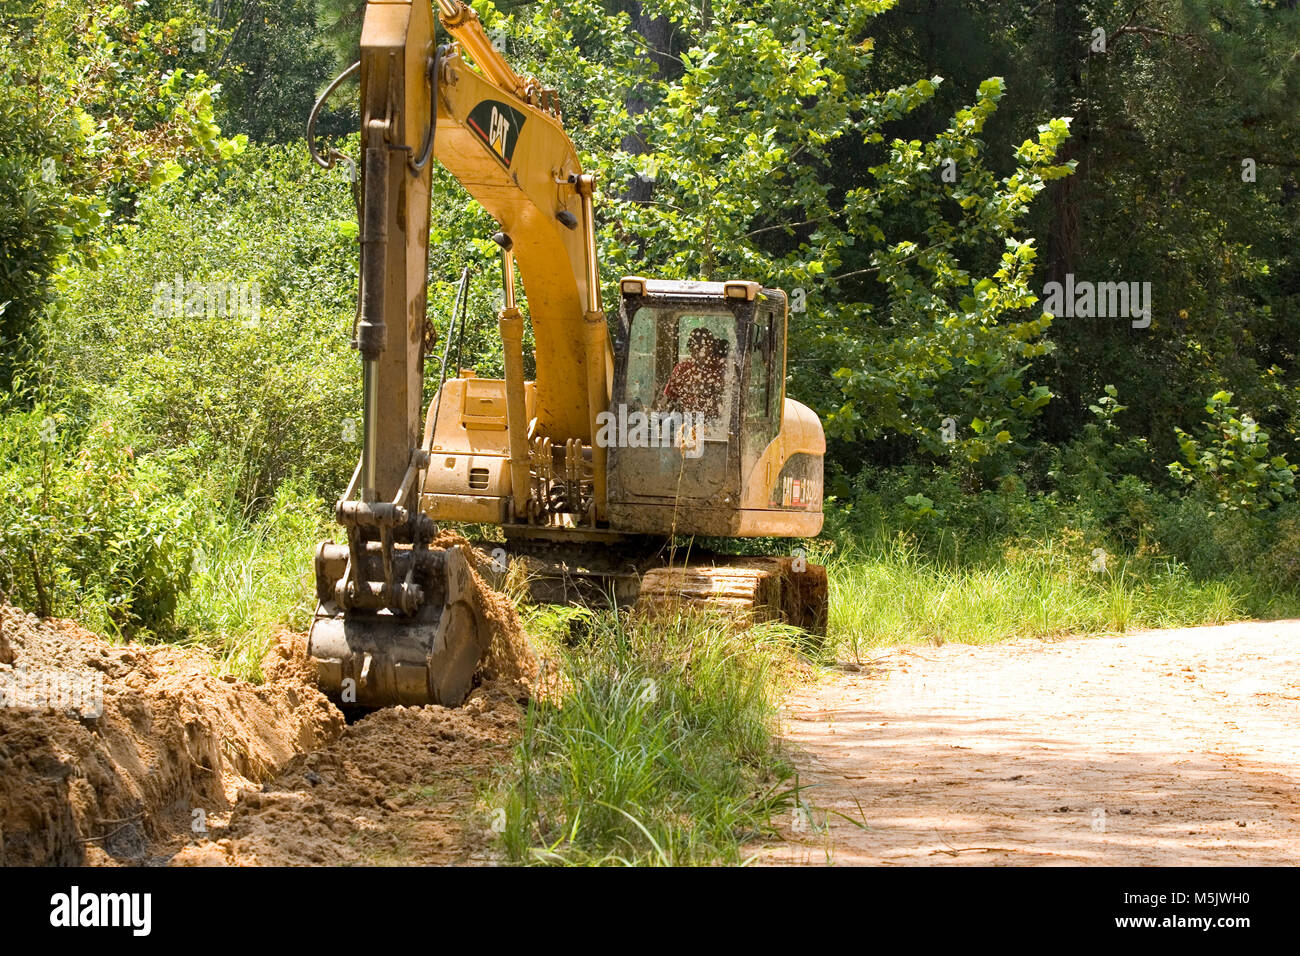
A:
170,682,523,866
432,533,539,693
0,606,343,865
168,573,532,866
472,566,538,692
1,546,540,867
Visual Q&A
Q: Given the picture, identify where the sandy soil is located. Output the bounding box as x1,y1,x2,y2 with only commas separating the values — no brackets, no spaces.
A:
165,542,538,866
0,545,537,867
756,621,1300,865
0,609,342,865
168,685,524,866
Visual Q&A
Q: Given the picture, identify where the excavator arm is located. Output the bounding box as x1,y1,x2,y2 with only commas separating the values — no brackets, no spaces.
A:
307,0,613,708
359,0,610,512
431,2,614,521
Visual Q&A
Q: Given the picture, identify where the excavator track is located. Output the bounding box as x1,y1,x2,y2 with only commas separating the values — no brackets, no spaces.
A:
478,539,828,636
635,557,828,635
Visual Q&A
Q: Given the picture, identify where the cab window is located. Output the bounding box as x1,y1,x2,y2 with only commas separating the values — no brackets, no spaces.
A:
626,305,738,439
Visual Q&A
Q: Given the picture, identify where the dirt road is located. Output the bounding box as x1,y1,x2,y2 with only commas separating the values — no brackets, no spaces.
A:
758,621,1300,865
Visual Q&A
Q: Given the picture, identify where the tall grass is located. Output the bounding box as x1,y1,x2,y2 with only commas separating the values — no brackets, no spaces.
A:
176,481,327,679
497,607,803,865
827,530,1264,662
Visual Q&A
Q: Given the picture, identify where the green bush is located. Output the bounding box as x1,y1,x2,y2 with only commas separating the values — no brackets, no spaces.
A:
828,463,1060,565
0,405,197,638
1168,391,1297,514
45,143,362,513
1254,503,1300,592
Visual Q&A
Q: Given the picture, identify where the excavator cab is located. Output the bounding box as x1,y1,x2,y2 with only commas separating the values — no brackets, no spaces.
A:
606,277,824,540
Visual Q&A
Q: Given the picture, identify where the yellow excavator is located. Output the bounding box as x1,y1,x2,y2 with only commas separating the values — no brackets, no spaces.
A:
305,0,827,708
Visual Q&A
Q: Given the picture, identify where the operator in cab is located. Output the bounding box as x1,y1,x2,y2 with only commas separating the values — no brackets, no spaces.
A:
658,327,730,422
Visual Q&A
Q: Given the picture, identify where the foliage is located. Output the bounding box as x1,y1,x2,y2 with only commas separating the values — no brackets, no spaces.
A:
177,478,329,678
504,0,1070,478
981,0,1300,466
0,403,197,637
1168,390,1297,514
0,0,245,384
499,608,799,865
3,0,1300,668
44,143,361,511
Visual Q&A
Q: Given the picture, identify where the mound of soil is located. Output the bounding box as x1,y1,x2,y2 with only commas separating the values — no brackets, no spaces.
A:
433,533,539,692
0,605,342,865
158,542,533,866
1,547,538,867
170,683,523,866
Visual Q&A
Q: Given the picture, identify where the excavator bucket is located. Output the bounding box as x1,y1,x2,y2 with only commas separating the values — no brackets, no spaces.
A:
308,542,494,709
300,0,509,710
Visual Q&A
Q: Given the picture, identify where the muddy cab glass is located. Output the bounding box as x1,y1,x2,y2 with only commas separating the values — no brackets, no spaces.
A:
623,303,742,441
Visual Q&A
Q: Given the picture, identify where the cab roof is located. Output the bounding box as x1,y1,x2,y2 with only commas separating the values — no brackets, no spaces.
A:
619,276,785,304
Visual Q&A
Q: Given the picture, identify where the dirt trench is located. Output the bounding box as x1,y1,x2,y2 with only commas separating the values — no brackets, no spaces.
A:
0,547,538,866
757,621,1300,865
0,607,341,865
169,685,523,865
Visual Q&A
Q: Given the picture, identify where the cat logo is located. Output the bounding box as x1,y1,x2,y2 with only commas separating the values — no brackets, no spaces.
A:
467,99,527,169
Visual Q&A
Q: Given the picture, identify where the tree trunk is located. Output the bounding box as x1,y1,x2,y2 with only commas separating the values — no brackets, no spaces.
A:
619,0,681,203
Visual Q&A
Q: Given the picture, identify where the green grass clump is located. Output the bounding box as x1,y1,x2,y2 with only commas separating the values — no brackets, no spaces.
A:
496,607,804,865
825,530,1279,663
175,480,327,679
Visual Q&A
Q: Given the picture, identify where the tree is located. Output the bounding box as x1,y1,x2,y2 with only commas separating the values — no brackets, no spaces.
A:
0,0,245,390
993,0,1300,468
211,0,344,143
504,0,1071,480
